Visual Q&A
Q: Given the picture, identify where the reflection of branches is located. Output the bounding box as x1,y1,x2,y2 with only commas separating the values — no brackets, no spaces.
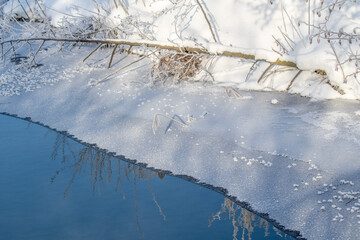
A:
51,133,77,163
115,159,126,200
209,198,271,240
148,175,166,220
133,167,144,238
50,133,166,236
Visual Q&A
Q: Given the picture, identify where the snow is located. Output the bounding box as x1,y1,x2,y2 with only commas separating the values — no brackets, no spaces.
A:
2,0,360,98
271,98,279,104
1,0,360,239
1,43,360,239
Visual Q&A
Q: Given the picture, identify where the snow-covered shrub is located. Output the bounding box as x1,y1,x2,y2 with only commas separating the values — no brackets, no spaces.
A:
308,0,360,83
272,0,359,85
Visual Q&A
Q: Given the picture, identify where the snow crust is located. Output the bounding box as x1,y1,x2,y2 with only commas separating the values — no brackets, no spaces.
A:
1,43,360,239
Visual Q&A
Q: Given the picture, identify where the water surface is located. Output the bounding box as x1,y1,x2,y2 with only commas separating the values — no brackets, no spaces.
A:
0,114,296,240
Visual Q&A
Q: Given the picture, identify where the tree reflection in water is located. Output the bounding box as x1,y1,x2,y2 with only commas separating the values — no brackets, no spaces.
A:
49,133,166,237
209,198,288,240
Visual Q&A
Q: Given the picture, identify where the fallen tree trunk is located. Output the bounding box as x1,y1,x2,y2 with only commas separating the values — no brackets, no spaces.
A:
1,37,298,68
3,37,343,94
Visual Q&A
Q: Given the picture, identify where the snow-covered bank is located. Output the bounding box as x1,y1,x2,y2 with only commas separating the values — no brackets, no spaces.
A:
2,0,360,99
1,43,360,239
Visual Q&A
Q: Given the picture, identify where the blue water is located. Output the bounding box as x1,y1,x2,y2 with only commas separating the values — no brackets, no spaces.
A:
0,114,296,240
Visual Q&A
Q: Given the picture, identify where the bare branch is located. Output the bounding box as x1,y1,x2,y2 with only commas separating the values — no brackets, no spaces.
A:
286,70,302,91
108,44,118,68
31,40,45,64
195,0,217,43
329,41,346,83
257,63,274,84
83,43,103,62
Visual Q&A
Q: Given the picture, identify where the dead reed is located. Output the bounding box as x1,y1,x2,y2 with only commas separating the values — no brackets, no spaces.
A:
152,52,202,83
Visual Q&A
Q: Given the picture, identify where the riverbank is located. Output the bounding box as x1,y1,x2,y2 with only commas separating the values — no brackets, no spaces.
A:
1,42,360,239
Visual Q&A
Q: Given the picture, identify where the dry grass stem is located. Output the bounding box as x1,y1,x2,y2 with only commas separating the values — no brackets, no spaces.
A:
35,0,47,17
152,114,187,134
126,46,133,54
108,44,118,68
245,60,259,82
272,35,288,53
261,66,294,85
277,27,295,50
83,43,103,62
98,53,151,85
17,0,30,20
24,0,34,16
281,3,306,47
257,63,274,84
118,0,129,15
226,87,242,99
286,70,303,91
329,41,346,83
307,0,311,35
281,4,287,33
31,40,45,64
195,0,217,42
272,48,283,57
113,0,118,8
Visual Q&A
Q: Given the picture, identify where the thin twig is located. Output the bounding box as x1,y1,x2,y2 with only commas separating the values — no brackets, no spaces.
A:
308,0,311,35
195,0,217,43
113,0,118,8
281,3,306,47
16,0,30,20
118,0,129,15
24,0,34,16
83,43,103,62
226,87,242,99
10,41,16,55
34,0,47,18
286,70,302,91
108,44,118,68
278,26,294,51
261,66,293,85
1,43,3,61
281,4,287,33
152,114,187,134
257,63,274,84
245,60,259,82
98,53,152,84
272,48,283,57
126,46,132,54
272,35,288,53
329,41,346,83
31,40,45,64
